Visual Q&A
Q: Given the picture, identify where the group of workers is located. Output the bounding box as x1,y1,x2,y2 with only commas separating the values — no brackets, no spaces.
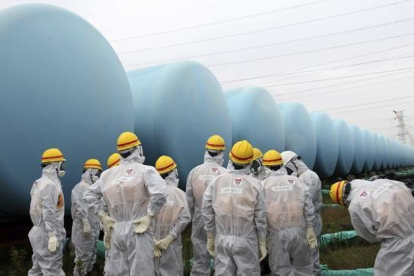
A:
27,131,414,276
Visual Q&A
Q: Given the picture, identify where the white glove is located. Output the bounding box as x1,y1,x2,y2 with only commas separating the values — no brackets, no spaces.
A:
104,230,112,250
133,214,153,234
99,211,115,232
153,237,162,258
82,218,91,236
206,232,215,257
259,238,267,262
306,227,318,249
48,232,59,253
155,234,175,251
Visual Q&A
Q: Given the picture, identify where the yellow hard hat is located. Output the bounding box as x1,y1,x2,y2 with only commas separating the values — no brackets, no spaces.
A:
205,135,226,151
253,148,263,161
84,159,102,171
117,131,141,151
263,150,283,166
41,148,66,163
330,181,347,205
155,155,177,175
107,153,121,169
229,140,254,165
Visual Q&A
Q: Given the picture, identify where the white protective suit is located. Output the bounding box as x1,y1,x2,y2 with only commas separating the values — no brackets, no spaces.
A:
346,179,414,276
285,159,322,275
71,169,101,275
84,149,167,276
154,172,191,276
28,163,66,276
202,165,267,276
262,168,315,276
186,151,227,276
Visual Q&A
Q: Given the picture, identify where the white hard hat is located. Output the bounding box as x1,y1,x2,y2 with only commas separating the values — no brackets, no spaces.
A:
281,150,298,165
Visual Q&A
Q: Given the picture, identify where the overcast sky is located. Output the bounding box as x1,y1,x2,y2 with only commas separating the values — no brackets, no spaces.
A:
1,0,414,142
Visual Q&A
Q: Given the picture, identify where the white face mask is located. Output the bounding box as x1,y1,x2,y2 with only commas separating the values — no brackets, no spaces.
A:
57,161,66,178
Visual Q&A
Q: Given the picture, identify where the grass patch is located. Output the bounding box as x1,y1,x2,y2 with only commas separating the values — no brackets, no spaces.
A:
320,237,380,270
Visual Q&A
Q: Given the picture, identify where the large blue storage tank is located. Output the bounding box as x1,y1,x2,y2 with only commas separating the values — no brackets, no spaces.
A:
379,136,387,170
372,134,382,171
225,87,285,153
127,61,232,190
332,119,355,176
310,112,338,178
0,4,134,216
278,103,317,168
349,125,366,174
362,129,375,172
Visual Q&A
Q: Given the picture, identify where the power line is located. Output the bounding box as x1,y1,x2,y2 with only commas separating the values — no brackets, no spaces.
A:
119,17,414,56
220,42,414,83
106,0,262,32
126,32,414,69
84,0,164,18
111,0,333,42
277,73,414,100
240,53,414,87
314,95,414,112
111,0,411,43
328,100,414,115
263,65,414,87
207,32,414,68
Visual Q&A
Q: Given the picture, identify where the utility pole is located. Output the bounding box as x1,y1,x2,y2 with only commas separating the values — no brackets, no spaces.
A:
393,110,414,146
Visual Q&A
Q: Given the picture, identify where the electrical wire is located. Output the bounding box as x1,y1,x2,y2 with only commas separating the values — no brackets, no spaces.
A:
125,32,414,68
327,100,414,115
111,0,411,43
277,73,414,100
84,0,164,18
262,65,414,88
315,95,414,112
238,52,414,87
118,15,414,56
220,42,414,83
106,0,271,32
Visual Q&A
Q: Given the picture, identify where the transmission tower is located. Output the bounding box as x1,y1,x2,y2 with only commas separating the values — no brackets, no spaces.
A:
393,110,414,146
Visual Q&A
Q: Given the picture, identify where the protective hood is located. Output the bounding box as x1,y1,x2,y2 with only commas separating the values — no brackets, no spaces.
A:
346,179,369,205
165,170,179,187
227,159,251,175
204,150,224,166
121,146,145,164
42,162,61,182
81,168,100,185
285,159,309,176
267,166,288,178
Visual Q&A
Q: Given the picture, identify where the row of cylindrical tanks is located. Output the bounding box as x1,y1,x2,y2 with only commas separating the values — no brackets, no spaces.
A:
1,4,413,216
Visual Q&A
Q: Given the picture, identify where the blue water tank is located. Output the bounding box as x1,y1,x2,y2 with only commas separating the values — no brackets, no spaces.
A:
278,103,316,169
379,136,387,170
225,87,285,153
349,125,366,174
372,134,382,171
127,61,232,190
362,130,375,172
310,112,338,178
332,119,354,176
0,4,134,216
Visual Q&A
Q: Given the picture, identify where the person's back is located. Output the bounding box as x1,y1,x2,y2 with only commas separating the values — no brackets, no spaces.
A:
29,148,66,276
330,179,414,276
282,151,322,275
262,150,316,276
71,159,102,276
348,179,414,240
84,132,166,276
202,140,267,276
186,135,227,276
153,155,191,276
